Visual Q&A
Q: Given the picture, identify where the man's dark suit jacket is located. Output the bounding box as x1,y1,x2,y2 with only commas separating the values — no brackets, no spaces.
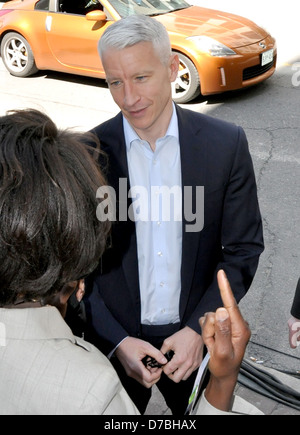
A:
291,279,300,319
85,105,264,355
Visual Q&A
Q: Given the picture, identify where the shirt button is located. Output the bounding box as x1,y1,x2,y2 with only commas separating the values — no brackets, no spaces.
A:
157,251,163,257
160,282,165,287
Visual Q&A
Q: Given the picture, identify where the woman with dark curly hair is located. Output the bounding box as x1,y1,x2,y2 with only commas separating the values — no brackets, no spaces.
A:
0,109,138,415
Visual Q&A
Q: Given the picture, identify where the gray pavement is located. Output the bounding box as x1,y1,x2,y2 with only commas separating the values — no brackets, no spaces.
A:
147,367,300,415
0,0,300,415
146,385,300,416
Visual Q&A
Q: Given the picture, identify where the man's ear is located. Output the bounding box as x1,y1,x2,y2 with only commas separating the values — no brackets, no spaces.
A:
76,279,85,303
169,53,180,83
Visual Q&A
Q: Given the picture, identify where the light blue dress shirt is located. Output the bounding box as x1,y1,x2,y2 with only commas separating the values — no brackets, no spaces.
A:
124,106,182,325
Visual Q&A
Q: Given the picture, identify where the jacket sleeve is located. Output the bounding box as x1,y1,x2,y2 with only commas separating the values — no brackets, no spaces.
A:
79,356,140,415
291,278,300,319
84,281,130,356
102,387,140,415
195,392,264,415
186,127,264,333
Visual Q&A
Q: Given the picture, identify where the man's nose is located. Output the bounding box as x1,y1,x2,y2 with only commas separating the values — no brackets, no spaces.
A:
124,83,140,107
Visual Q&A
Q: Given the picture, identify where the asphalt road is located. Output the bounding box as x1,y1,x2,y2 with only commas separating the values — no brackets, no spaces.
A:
0,0,300,413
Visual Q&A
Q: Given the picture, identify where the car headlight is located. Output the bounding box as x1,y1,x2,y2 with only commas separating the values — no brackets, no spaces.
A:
187,36,236,57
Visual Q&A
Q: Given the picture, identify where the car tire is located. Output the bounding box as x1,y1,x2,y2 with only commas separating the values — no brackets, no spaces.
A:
172,52,200,104
1,32,38,77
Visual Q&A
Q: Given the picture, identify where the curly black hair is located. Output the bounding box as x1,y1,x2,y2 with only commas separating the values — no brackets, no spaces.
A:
0,109,111,306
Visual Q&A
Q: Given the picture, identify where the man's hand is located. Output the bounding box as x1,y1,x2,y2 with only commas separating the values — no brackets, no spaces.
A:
160,327,204,383
115,337,168,388
288,316,300,349
199,270,251,411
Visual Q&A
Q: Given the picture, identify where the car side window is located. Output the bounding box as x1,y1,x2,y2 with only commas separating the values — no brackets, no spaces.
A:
59,0,103,15
35,0,50,10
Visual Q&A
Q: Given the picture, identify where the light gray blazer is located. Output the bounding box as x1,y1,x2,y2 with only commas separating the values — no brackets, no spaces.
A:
0,306,262,415
0,306,139,415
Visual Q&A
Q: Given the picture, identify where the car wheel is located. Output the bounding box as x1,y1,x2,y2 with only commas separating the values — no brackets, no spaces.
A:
1,32,38,77
172,53,200,104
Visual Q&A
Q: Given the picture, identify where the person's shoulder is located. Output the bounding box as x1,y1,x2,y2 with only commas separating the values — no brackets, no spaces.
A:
90,112,125,155
66,338,138,414
176,106,246,155
91,112,123,137
69,335,113,367
53,336,129,413
177,105,240,136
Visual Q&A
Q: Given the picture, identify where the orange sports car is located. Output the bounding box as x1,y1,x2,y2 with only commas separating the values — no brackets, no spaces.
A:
0,0,277,103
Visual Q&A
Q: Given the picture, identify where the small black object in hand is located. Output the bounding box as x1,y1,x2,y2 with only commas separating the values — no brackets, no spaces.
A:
142,350,175,369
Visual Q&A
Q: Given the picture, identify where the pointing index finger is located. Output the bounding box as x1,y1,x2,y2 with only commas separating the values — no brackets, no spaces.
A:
217,270,242,321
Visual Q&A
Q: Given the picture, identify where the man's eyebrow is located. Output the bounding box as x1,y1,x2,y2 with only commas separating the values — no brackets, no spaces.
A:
133,70,153,76
107,70,154,81
106,76,120,83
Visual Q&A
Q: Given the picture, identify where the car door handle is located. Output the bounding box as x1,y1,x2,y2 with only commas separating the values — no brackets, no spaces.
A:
46,16,53,32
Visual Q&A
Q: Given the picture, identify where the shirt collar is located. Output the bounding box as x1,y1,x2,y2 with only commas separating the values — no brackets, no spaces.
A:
0,306,93,351
123,103,179,151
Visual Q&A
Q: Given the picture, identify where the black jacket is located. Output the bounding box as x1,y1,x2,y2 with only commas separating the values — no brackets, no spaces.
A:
85,106,264,355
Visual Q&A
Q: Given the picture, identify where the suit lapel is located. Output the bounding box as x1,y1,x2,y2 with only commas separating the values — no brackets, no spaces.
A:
176,106,207,318
101,112,129,181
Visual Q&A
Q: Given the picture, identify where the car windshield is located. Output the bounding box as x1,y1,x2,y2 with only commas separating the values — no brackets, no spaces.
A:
108,0,191,18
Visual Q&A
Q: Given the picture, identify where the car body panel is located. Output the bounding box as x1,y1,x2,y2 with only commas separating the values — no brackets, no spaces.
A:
155,7,268,48
0,0,277,98
44,13,106,73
